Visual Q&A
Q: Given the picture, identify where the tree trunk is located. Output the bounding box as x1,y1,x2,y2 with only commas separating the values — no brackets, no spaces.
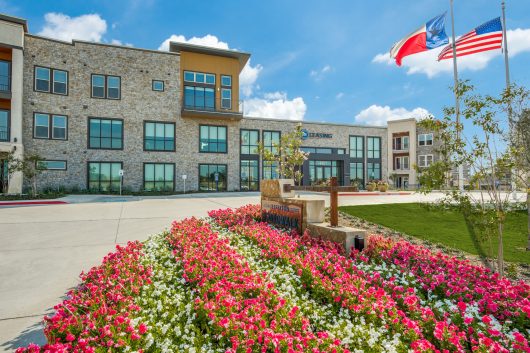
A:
33,177,37,197
498,220,504,277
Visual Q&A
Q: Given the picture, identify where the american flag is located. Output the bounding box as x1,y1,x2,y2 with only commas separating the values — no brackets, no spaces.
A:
438,17,503,61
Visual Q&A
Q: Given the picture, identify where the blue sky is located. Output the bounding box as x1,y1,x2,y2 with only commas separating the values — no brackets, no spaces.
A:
3,0,530,130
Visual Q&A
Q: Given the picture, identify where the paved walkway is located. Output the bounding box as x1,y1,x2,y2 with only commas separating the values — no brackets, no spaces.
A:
0,190,523,351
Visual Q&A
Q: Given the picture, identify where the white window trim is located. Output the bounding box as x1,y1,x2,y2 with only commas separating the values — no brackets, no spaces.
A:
418,154,434,167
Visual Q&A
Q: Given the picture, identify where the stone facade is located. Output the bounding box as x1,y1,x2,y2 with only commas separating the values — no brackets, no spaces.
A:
20,34,389,193
23,35,181,191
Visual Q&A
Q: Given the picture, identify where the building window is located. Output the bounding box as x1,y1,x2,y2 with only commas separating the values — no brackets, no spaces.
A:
418,133,433,146
367,162,381,181
367,137,381,159
200,125,227,153
88,162,122,192
0,60,11,92
37,160,67,170
418,154,434,167
152,80,164,91
263,131,280,155
144,163,174,191
91,74,121,99
34,66,68,95
88,118,123,149
221,75,232,87
0,110,9,142
395,156,410,170
184,71,215,110
337,148,346,155
309,160,343,186
263,161,279,180
241,129,259,155
199,164,227,191
221,88,232,109
349,136,364,158
144,122,175,151
33,113,67,140
262,130,280,179
184,71,215,84
350,162,364,187
240,160,259,191
393,136,409,150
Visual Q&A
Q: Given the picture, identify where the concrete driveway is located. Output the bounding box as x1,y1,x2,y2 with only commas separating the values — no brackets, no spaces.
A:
0,190,452,351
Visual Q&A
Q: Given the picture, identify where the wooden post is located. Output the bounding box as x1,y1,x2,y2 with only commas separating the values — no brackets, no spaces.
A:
330,177,338,227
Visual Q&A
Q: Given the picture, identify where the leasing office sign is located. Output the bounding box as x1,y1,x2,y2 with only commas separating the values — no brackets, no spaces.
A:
301,129,333,140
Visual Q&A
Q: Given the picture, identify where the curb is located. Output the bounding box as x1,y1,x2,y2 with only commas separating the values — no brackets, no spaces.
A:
0,200,69,206
339,192,412,196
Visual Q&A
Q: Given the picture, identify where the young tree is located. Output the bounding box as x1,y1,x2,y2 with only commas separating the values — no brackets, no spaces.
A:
7,152,44,197
259,123,309,185
417,81,528,277
509,102,530,250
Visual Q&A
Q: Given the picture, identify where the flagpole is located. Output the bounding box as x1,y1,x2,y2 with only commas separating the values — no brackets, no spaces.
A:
502,1,517,200
450,0,464,191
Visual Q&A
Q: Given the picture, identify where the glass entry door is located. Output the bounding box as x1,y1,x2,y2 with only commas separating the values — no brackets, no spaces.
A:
308,160,342,185
199,164,227,192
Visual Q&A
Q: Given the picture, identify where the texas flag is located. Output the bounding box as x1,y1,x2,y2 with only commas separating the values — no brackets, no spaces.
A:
390,13,449,66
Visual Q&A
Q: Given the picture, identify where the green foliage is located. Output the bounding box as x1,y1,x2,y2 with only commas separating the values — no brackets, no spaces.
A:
417,81,530,276
339,203,530,264
7,151,44,197
258,123,309,184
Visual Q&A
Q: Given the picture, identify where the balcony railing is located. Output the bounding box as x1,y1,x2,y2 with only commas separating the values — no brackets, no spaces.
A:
0,75,10,92
0,127,9,142
182,101,244,120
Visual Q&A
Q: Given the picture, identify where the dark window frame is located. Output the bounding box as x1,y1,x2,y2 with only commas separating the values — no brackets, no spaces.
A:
199,124,228,154
349,135,364,159
240,159,260,191
349,161,364,187
0,59,12,92
0,109,10,142
87,161,123,193
221,87,232,110
183,70,216,85
143,121,176,152
32,112,68,140
152,80,165,92
143,162,176,192
198,163,228,192
36,160,67,171
262,130,281,179
90,74,121,100
240,128,260,155
87,117,124,150
34,65,69,95
221,74,232,87
367,136,382,159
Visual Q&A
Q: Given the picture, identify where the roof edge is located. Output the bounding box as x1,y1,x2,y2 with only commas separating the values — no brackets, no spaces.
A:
0,13,28,32
170,42,250,71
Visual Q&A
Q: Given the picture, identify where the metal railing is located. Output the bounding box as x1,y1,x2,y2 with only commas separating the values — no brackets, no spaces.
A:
183,101,244,114
0,75,10,92
0,127,9,142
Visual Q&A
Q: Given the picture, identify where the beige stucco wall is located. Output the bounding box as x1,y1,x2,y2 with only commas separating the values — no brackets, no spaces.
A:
387,118,417,186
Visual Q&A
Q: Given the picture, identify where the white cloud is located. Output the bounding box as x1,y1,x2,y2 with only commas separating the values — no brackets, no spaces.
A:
110,39,134,47
158,34,229,51
159,34,262,97
244,92,306,121
335,92,344,100
373,28,530,78
38,13,107,42
355,105,430,126
240,59,263,97
309,65,332,81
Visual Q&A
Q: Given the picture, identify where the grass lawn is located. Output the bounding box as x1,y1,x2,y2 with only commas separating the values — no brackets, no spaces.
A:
339,203,530,264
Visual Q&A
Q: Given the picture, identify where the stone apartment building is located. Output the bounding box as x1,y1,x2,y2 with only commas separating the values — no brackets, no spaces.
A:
1,13,446,194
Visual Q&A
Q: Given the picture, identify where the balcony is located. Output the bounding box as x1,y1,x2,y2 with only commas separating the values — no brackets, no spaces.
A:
0,74,10,99
0,126,9,142
181,102,244,120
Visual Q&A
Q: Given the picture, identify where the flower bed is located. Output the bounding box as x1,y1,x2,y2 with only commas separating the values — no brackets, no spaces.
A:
17,204,530,353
